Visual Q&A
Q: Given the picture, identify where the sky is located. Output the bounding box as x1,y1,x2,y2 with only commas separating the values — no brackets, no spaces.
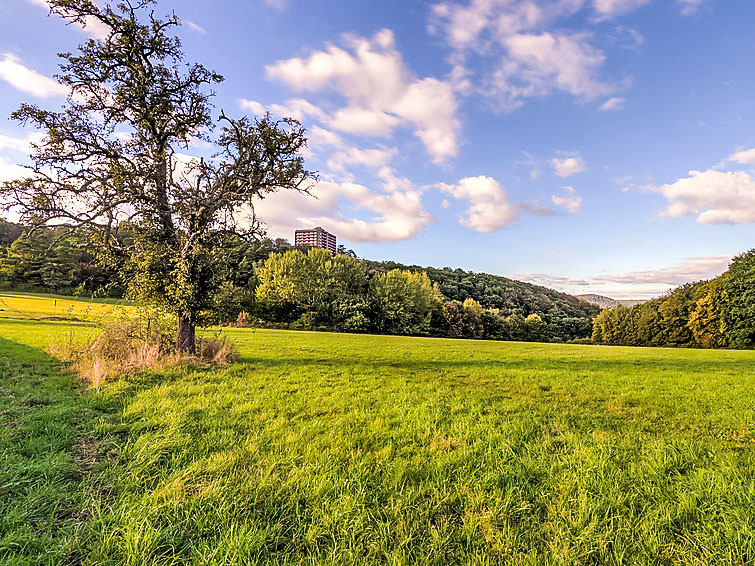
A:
1,0,754,299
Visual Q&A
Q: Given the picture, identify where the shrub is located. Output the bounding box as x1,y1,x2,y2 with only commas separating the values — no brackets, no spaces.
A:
50,318,238,386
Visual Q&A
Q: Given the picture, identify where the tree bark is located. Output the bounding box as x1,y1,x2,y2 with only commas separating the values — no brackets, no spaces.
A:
177,316,196,354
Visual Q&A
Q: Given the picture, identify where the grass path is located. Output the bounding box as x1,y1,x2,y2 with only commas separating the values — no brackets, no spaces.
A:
1,295,754,564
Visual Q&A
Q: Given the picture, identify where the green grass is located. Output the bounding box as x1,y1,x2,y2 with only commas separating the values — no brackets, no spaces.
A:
1,294,755,564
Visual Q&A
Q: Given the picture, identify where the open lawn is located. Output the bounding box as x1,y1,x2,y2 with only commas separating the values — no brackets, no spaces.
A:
1,293,754,564
0,292,128,322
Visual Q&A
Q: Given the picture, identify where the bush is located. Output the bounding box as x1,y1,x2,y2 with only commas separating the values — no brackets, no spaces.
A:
50,318,238,386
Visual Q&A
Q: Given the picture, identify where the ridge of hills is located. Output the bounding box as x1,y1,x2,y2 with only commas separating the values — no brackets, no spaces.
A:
576,294,645,309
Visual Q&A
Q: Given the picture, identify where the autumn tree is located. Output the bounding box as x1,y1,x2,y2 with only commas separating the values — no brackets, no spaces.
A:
1,0,312,352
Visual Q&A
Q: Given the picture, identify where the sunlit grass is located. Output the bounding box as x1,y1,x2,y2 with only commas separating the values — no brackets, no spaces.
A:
1,295,754,564
0,292,129,322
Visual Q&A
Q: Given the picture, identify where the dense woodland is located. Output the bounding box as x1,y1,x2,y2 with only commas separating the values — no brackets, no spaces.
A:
592,249,755,349
0,220,598,342
3,219,752,348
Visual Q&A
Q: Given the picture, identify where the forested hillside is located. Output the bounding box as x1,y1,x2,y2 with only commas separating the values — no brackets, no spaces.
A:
364,260,599,336
0,220,598,342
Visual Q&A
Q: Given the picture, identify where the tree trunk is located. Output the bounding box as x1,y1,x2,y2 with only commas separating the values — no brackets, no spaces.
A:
177,316,196,354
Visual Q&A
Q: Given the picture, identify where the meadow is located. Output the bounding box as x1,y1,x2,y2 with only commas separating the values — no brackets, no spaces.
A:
1,293,754,565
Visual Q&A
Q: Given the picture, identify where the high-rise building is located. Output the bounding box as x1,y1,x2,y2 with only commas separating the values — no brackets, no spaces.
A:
294,226,337,254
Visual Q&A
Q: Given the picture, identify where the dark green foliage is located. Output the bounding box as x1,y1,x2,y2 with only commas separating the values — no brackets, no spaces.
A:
0,225,122,295
722,250,755,348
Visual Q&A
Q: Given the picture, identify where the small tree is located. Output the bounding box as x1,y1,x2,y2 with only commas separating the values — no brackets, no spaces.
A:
1,0,313,352
369,270,443,335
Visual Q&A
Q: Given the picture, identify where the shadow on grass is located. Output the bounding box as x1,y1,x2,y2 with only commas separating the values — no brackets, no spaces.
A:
0,337,121,565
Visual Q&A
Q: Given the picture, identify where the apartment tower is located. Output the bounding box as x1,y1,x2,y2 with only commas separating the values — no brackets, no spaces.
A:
294,226,337,254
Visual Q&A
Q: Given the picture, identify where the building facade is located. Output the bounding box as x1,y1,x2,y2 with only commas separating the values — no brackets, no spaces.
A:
294,226,337,254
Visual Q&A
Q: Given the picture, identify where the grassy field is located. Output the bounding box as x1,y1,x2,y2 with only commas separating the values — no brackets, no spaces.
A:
0,291,128,322
1,293,754,565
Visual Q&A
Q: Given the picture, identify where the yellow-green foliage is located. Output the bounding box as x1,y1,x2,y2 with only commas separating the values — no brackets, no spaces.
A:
1,302,755,564
370,269,443,334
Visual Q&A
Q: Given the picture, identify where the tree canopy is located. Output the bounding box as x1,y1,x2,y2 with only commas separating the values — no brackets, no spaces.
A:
1,0,313,351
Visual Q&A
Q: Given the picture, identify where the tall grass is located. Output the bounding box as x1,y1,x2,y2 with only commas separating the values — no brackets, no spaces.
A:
49,321,238,386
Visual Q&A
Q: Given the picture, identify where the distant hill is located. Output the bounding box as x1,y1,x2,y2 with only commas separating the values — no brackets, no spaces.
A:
576,294,645,309
364,260,601,324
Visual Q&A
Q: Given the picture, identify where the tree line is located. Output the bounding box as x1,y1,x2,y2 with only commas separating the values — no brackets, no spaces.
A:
592,250,755,349
0,220,598,342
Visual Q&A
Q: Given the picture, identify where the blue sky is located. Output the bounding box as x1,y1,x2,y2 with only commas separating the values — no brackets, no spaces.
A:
1,0,754,298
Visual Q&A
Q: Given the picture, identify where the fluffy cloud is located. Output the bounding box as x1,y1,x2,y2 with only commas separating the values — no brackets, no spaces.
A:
552,185,582,212
265,30,460,163
439,175,520,232
0,157,29,183
490,31,614,108
0,132,43,153
25,0,110,39
327,147,397,174
728,147,755,165
0,54,68,98
551,153,586,177
654,169,755,224
240,97,326,122
252,180,431,243
430,0,622,110
438,175,555,232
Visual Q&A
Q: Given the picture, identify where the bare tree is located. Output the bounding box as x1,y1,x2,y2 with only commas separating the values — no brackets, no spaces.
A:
1,0,313,352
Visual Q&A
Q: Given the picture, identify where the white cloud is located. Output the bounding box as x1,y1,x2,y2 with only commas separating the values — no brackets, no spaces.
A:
265,30,460,163
593,0,650,20
592,256,733,286
438,175,520,232
677,0,703,15
489,31,614,109
239,98,326,122
0,53,68,98
0,157,29,183
515,255,733,299
552,186,582,212
252,180,431,243
600,96,624,111
653,169,755,224
184,20,206,34
25,0,110,39
0,132,43,153
239,99,266,115
430,0,621,110
551,153,586,177
328,107,400,137
728,147,755,165
327,146,397,173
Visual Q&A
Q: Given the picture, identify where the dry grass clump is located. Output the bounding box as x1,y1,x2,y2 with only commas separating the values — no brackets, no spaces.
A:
50,321,238,386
